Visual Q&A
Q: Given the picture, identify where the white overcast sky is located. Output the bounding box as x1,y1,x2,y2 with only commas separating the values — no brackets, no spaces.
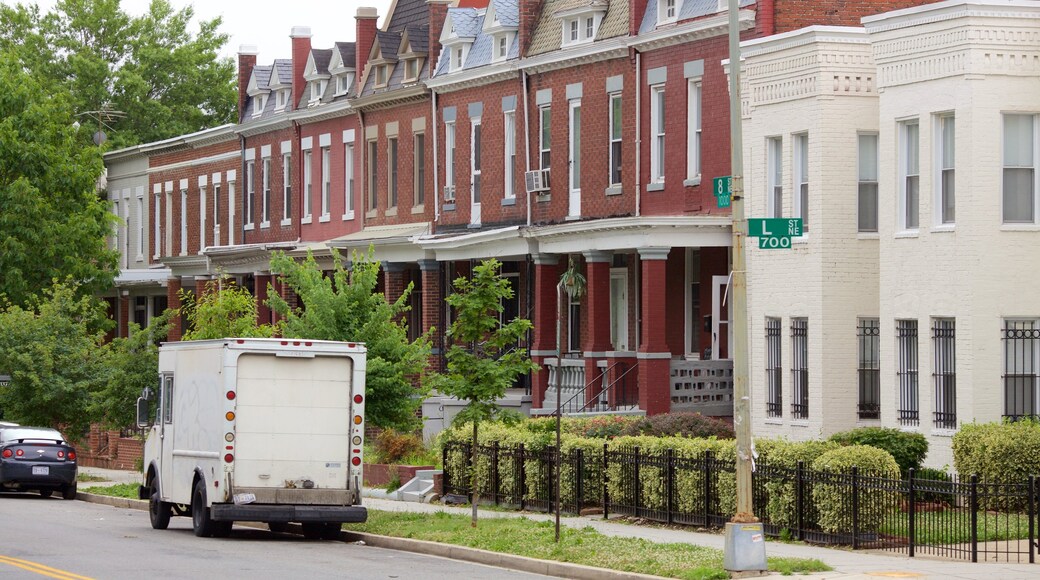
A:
3,0,378,63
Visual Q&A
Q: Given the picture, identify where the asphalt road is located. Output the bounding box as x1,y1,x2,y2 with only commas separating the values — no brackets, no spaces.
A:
0,492,551,580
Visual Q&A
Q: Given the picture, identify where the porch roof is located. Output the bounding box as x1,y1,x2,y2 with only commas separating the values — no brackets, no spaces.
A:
527,215,732,254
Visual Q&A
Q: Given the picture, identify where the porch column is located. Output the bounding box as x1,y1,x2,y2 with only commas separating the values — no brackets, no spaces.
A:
254,271,272,326
419,259,443,372
166,277,182,341
531,254,562,409
194,275,210,297
583,251,612,406
638,247,672,415
382,261,407,306
118,291,130,339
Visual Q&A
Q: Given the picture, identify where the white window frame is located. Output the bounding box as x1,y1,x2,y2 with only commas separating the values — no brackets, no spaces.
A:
609,267,629,351
935,114,955,226
320,146,331,220
470,117,482,224
446,121,457,193
344,143,356,219
899,119,920,231
609,92,622,187
686,79,701,183
650,84,665,183
767,136,782,218
302,150,313,223
504,110,516,200
568,98,582,215
414,132,425,207
245,161,255,228
793,133,808,231
179,187,187,255
282,153,292,223
858,133,879,233
388,137,398,209
496,35,508,60
153,189,161,259
261,157,271,227
212,182,221,246
539,105,551,171
1002,113,1039,224
136,195,145,259
367,139,378,211
252,94,267,118
658,0,677,25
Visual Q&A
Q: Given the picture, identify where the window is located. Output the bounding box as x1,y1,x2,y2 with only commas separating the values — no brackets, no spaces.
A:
504,111,516,199
765,318,782,418
539,106,551,171
344,143,355,217
568,287,581,353
179,188,187,254
896,319,919,426
858,319,880,419
245,162,255,227
252,94,267,117
153,192,161,259
1003,114,1037,223
276,89,287,109
609,268,628,350
497,35,507,59
404,59,418,81
899,120,920,230
388,138,398,208
585,17,594,38
282,153,292,221
303,150,313,220
321,146,331,217
212,184,221,246
932,319,956,429
445,122,456,197
794,134,808,229
162,375,173,424
338,74,353,95
568,100,580,195
858,133,879,232
660,0,676,23
133,296,147,326
650,85,665,183
1003,319,1040,420
791,318,808,419
414,133,425,206
767,137,782,218
453,48,464,71
367,140,378,210
609,93,622,186
136,197,144,257
375,65,387,86
687,80,701,182
262,157,271,224
569,19,578,42
937,115,955,224
471,120,481,205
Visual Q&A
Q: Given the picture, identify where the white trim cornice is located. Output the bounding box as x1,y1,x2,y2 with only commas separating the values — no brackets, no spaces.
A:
427,63,519,93
628,10,754,52
235,116,293,137
290,99,355,125
520,37,628,73
740,25,868,58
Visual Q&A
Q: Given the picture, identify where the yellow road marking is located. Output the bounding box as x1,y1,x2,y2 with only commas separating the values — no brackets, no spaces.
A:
0,555,95,580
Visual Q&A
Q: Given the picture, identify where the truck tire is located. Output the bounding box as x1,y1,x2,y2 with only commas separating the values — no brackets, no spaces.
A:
149,493,172,530
191,480,216,537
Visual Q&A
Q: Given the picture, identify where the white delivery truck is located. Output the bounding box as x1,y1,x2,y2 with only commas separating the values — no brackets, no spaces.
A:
136,338,368,539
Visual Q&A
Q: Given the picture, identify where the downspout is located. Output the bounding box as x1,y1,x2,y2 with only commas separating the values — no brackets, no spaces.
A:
522,70,532,227
432,89,440,222
634,50,642,217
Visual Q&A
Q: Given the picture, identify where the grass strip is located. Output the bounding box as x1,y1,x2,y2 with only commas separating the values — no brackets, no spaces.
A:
83,483,138,497
348,510,829,580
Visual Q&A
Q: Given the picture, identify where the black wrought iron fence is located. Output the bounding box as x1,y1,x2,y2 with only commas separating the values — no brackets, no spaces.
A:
442,441,1040,563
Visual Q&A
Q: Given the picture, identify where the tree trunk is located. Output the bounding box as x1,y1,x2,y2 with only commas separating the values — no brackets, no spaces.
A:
471,419,479,527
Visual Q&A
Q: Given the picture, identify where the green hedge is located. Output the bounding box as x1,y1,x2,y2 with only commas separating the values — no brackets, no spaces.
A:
759,439,841,531
952,421,1040,510
829,427,928,474
811,445,900,534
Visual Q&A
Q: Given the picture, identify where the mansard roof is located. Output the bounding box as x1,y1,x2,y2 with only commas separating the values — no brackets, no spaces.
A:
528,0,628,56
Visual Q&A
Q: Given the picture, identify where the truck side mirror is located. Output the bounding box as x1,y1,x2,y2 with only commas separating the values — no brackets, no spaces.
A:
136,397,152,429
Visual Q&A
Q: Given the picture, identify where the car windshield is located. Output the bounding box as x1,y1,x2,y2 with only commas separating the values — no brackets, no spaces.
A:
0,428,65,444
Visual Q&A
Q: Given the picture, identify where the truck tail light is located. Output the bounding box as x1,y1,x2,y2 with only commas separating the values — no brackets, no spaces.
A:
351,457,361,466
226,411,235,421
224,453,234,463
353,394,363,404
226,390,236,400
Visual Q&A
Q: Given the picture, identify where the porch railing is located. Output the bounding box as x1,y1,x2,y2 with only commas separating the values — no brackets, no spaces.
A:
548,361,638,416
670,359,734,416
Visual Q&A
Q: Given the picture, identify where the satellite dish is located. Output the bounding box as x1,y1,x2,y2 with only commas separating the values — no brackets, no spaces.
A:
92,131,107,146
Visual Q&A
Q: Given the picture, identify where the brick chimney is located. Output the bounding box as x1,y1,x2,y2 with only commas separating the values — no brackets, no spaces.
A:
355,7,379,94
237,45,258,122
519,0,544,56
629,0,648,35
291,26,312,111
427,0,451,78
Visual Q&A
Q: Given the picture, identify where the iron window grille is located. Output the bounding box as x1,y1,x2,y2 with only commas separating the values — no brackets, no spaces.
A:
766,318,782,418
897,320,919,425
1003,319,1040,421
932,319,957,429
790,318,808,419
857,318,880,419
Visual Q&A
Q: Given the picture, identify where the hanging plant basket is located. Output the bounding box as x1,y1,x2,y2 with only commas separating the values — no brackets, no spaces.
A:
559,256,587,299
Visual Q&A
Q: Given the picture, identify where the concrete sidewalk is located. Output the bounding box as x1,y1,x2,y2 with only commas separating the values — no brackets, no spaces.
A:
77,466,1040,580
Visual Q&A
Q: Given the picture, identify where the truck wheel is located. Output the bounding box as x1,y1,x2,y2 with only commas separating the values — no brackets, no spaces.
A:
191,480,216,537
149,492,172,530
62,483,77,500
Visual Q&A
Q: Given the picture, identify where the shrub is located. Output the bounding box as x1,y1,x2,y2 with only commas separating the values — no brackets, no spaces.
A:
618,413,735,439
829,427,927,474
564,415,641,439
952,420,1040,511
913,467,954,506
374,429,424,464
759,438,841,531
811,445,899,534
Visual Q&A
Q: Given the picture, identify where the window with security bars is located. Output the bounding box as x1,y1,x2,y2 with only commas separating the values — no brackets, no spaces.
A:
765,318,782,418
896,320,919,425
857,318,880,419
932,319,956,429
1003,319,1040,421
790,318,808,419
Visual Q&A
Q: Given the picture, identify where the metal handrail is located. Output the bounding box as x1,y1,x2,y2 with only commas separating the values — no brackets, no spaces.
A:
575,363,637,413
549,361,638,416
548,361,620,416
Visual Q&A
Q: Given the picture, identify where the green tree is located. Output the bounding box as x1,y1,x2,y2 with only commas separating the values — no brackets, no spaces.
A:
0,56,118,307
0,0,235,148
269,248,432,432
91,310,172,430
428,259,537,526
179,276,274,340
0,280,111,435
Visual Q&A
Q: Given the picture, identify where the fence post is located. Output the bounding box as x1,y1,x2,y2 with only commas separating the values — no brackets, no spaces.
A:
908,468,916,558
634,446,641,516
970,474,979,563
666,448,675,525
491,441,500,506
1029,475,1035,565
576,448,585,511
518,443,526,511
602,443,609,520
703,450,713,527
851,466,860,550
442,443,450,494
796,460,805,542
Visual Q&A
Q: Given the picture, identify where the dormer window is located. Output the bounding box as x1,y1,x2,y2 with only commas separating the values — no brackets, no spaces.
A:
453,47,465,71
275,89,289,109
252,94,267,117
336,73,354,95
497,36,508,59
586,17,594,38
403,58,423,82
374,64,391,87
309,79,327,103
658,0,677,24
561,12,602,46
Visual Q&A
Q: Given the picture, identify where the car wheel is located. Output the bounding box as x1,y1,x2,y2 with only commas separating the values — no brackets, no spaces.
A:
301,522,324,540
191,480,215,538
62,483,77,500
268,522,289,533
39,489,52,499
320,523,342,540
149,493,172,530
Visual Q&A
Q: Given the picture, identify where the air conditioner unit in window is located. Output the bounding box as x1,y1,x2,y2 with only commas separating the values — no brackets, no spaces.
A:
525,169,550,193
443,185,456,201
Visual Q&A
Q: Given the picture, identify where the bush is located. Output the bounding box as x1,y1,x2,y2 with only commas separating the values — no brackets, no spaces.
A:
374,429,424,464
619,413,735,439
563,415,641,439
829,427,927,474
758,438,841,531
952,420,1040,510
913,467,954,506
811,445,899,534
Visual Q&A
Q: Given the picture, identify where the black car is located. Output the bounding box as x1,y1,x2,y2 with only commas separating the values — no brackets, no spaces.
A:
0,427,78,499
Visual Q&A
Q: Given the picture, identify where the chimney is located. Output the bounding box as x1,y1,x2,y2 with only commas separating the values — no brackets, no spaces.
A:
355,7,379,95
518,0,544,56
629,0,648,36
427,0,451,78
756,0,775,36
237,45,258,122
291,26,312,111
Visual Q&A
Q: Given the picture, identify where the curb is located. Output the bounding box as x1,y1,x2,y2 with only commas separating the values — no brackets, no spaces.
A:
76,493,666,580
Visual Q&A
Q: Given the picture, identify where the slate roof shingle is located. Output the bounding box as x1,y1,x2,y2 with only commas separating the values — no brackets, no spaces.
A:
310,48,333,75
386,0,428,32
334,42,357,69
528,0,628,56
405,25,429,53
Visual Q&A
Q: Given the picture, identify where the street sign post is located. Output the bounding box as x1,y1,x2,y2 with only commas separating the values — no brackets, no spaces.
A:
714,176,732,208
747,218,802,249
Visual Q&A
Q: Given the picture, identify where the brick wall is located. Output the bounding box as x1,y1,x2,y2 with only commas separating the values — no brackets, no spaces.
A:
299,114,364,242
772,0,947,33
242,126,299,245
360,99,436,228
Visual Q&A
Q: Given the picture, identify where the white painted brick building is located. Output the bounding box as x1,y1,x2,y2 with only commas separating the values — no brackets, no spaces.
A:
740,0,1040,468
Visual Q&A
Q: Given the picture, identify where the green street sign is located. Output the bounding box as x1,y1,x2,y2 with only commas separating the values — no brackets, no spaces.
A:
716,193,731,208
713,176,731,197
747,218,802,238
